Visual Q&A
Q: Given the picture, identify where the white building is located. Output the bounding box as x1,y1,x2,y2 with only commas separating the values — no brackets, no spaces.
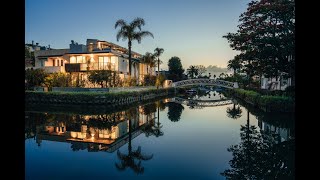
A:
33,39,154,86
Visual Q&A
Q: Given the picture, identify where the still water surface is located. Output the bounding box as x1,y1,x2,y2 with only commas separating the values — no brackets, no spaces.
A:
25,91,294,179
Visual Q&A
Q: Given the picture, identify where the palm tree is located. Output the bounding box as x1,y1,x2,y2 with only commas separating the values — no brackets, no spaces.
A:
187,65,198,79
154,47,164,89
141,52,156,75
115,17,154,77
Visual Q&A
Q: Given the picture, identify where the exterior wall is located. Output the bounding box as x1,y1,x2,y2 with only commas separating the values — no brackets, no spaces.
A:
118,56,129,74
34,49,69,73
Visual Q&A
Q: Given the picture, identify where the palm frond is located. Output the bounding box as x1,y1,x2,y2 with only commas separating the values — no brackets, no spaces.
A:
131,17,145,31
115,19,127,29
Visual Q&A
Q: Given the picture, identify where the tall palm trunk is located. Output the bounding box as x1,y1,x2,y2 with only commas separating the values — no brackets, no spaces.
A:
128,40,132,77
157,58,160,89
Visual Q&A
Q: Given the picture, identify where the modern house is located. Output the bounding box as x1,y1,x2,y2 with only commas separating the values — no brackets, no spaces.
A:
33,39,154,86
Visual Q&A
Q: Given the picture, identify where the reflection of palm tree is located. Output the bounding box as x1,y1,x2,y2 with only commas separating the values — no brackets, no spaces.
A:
221,109,294,179
154,101,164,137
226,103,242,119
167,102,184,122
142,102,164,137
115,116,153,174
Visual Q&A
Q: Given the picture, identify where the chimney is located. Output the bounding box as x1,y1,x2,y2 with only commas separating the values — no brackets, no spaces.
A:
48,45,50,49
32,40,34,46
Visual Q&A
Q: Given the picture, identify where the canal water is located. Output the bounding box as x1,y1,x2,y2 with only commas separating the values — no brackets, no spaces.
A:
25,91,295,179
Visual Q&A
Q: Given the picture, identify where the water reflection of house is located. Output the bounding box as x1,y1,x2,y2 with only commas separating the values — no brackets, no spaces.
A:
35,107,154,152
258,120,292,143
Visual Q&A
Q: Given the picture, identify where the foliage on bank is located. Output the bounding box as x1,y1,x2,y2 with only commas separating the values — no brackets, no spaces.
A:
232,89,294,112
25,88,175,106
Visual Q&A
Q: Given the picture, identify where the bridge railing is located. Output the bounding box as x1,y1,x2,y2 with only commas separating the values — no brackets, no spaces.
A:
172,79,238,89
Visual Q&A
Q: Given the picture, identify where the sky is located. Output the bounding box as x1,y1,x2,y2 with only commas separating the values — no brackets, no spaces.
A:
25,0,251,70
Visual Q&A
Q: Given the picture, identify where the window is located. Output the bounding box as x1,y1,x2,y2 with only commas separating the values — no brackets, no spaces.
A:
61,60,63,66
98,56,110,70
70,56,76,63
53,59,55,66
76,56,84,63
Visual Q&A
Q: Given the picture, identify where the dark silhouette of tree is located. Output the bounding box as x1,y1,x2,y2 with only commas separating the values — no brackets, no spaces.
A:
167,56,185,82
25,68,47,90
196,65,206,77
115,17,154,77
227,55,243,75
223,0,295,87
221,109,294,179
187,65,199,79
226,103,242,119
154,47,164,89
167,102,184,122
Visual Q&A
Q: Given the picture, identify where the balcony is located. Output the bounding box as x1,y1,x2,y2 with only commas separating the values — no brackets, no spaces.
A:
65,63,88,72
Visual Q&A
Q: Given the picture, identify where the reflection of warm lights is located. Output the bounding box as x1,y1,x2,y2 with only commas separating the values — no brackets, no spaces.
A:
91,134,95,137
71,132,77,138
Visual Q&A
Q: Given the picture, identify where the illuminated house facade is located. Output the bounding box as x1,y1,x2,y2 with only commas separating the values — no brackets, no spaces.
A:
34,39,154,86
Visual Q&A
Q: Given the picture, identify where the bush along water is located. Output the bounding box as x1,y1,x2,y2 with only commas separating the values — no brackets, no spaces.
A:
232,89,294,112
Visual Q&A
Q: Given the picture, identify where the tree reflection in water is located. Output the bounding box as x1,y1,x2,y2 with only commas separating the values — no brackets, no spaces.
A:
226,103,242,119
142,101,164,137
115,117,153,174
167,102,184,122
221,110,294,179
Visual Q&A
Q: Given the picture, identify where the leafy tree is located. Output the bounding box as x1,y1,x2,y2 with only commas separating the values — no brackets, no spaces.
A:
44,72,71,90
143,74,156,86
223,0,295,88
187,65,198,79
88,70,112,88
115,17,154,77
123,76,138,87
227,55,243,75
154,47,164,89
25,68,47,90
196,65,206,77
167,102,184,122
167,56,184,82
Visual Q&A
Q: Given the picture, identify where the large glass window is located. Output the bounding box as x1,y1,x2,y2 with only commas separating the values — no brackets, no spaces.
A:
70,56,76,63
98,56,110,70
77,56,85,63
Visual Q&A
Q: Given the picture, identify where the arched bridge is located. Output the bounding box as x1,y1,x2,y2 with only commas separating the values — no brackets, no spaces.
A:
167,97,233,107
172,79,238,89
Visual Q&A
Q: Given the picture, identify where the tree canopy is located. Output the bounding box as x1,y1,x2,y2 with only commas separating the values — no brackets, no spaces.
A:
167,56,184,82
223,0,295,84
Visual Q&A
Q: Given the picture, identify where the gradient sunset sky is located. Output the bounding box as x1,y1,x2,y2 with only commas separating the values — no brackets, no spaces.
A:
25,0,251,70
